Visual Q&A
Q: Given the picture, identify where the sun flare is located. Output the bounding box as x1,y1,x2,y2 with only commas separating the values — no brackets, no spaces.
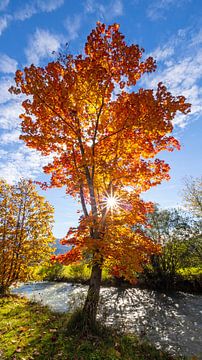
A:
102,194,122,212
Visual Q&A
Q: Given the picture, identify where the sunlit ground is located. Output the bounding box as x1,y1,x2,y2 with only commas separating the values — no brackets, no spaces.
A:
12,282,202,358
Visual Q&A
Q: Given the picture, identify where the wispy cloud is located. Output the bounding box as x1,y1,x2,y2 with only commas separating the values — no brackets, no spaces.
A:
64,14,82,41
190,28,202,46
147,0,191,21
110,0,123,17
0,129,21,144
0,2,65,184
14,3,36,21
0,101,23,129
15,0,64,21
149,46,175,62
85,0,123,20
0,0,64,35
143,28,202,128
0,54,17,73
25,28,62,65
36,0,64,12
0,0,10,12
0,77,17,104
0,75,51,183
0,14,11,35
0,146,50,184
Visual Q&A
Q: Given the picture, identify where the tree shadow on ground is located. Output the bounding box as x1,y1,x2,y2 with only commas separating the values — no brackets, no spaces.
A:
98,287,201,358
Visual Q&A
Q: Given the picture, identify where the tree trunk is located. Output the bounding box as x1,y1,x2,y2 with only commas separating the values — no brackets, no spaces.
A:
82,262,102,329
0,285,9,297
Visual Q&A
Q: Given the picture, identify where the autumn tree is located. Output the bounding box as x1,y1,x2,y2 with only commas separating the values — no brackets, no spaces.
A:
10,23,190,327
0,179,55,295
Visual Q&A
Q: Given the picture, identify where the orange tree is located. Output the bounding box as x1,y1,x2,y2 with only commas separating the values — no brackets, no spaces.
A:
0,179,55,295
10,23,190,327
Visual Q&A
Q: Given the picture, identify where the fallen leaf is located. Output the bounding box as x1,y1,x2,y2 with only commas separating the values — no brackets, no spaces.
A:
33,350,40,355
19,326,29,332
49,328,57,333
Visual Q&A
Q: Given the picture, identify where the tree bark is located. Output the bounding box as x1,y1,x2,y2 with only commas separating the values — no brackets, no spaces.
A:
0,285,9,297
82,262,102,329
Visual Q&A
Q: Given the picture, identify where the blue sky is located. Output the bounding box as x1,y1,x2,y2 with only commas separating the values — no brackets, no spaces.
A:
0,0,201,238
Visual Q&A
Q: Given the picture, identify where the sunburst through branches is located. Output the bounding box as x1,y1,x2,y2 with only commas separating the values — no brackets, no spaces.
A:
101,192,122,216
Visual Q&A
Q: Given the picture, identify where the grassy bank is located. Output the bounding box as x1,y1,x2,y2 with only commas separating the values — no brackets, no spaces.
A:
33,263,113,285
0,296,185,360
139,266,202,294
177,267,202,276
32,263,202,293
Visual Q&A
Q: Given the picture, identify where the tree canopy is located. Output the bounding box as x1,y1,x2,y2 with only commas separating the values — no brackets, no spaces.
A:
0,179,55,294
145,206,201,271
10,22,191,325
182,177,202,217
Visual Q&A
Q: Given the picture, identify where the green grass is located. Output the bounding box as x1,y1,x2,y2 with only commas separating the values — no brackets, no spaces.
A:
0,296,185,360
34,263,202,283
61,263,91,280
61,264,111,282
34,263,112,284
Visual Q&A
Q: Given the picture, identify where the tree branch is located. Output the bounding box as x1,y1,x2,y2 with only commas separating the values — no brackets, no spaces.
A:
34,91,77,136
92,100,104,180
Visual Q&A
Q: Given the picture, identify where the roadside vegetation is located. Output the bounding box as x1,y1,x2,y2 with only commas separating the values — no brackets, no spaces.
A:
0,296,185,360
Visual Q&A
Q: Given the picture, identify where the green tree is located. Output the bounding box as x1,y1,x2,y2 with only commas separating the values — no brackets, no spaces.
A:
0,179,55,295
182,176,202,217
143,207,201,287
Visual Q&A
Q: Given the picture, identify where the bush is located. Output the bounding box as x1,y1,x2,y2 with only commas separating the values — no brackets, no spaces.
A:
37,263,64,281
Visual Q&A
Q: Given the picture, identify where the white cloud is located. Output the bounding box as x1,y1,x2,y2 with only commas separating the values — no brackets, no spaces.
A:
143,28,202,128
85,0,123,20
0,101,50,183
14,3,37,21
0,149,7,158
0,100,23,129
190,28,202,47
64,14,81,41
25,28,62,65
0,144,50,183
0,0,10,11
0,53,17,73
0,1,64,34
0,32,60,185
36,0,64,12
0,14,11,35
0,146,51,184
0,129,21,144
149,46,174,62
109,0,123,17
0,54,54,185
147,0,191,21
0,77,17,104
14,0,64,21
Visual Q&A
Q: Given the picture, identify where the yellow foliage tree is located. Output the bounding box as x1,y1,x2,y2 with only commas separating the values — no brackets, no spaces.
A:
0,179,55,295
